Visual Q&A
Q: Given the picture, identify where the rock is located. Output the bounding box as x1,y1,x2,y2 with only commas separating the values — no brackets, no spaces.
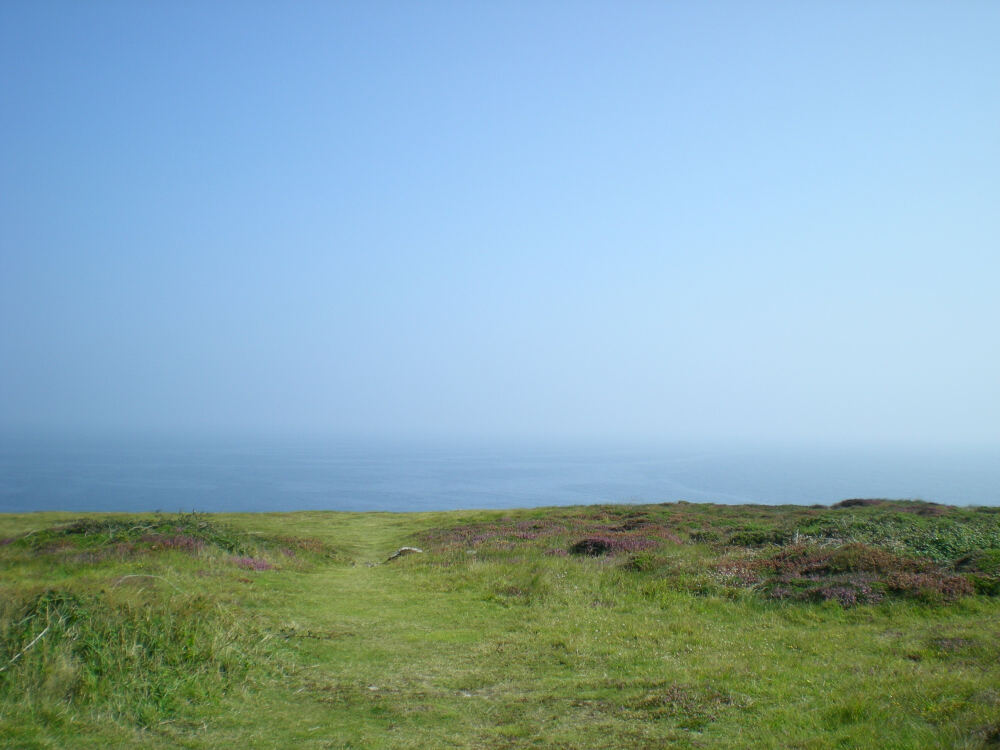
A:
385,546,423,562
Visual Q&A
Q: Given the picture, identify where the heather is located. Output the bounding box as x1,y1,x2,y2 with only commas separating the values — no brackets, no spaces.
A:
1,501,999,748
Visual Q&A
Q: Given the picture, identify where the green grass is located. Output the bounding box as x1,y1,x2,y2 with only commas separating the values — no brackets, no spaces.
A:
1,501,999,748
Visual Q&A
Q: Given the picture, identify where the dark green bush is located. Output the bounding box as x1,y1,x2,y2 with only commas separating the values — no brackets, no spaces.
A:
726,528,789,547
955,549,1000,575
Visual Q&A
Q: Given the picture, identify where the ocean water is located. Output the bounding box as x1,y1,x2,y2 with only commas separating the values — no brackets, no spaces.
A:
0,438,997,513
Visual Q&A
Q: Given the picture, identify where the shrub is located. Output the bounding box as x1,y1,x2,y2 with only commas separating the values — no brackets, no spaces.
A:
6,516,334,569
954,549,1000,575
569,536,657,556
727,528,789,547
885,572,974,602
738,543,975,607
623,552,661,572
12,515,253,556
806,583,882,607
689,530,722,544
833,499,886,508
813,543,922,576
968,575,1000,596
232,556,274,571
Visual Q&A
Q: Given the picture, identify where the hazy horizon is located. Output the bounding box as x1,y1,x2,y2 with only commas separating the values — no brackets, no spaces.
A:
2,429,999,454
2,3,999,447
3,433,999,512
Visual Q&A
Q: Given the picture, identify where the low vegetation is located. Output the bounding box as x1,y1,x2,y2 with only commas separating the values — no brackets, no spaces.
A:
1,501,999,748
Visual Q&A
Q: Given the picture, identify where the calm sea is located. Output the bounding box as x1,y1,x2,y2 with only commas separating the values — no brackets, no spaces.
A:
0,438,997,513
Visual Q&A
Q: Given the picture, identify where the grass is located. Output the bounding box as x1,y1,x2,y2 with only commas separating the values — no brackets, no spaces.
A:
1,501,999,748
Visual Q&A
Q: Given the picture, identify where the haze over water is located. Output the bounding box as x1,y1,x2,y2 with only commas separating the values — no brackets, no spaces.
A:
1,438,997,513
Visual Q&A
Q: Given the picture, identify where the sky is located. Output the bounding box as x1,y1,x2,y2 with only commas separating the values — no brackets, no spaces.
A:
1,2,998,445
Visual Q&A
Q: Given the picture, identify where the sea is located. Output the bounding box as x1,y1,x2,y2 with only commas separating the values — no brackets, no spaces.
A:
0,437,997,513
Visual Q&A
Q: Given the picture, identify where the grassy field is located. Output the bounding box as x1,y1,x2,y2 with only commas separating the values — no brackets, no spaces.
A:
1,500,999,748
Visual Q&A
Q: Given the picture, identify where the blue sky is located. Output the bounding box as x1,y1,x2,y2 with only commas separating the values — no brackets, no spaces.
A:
1,2,998,444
